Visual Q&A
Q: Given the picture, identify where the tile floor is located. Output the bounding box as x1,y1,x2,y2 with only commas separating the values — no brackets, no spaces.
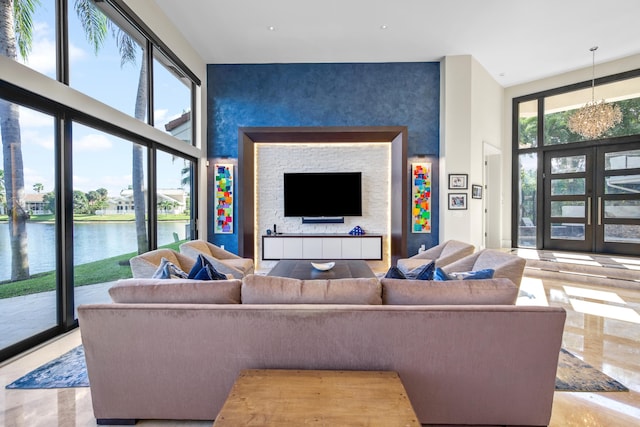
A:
1,263,639,426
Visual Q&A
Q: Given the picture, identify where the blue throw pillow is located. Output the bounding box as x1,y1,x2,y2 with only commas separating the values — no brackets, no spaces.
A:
449,268,495,280
384,266,406,279
152,257,189,279
433,267,451,281
405,261,435,280
188,254,206,279
188,254,227,281
434,268,495,281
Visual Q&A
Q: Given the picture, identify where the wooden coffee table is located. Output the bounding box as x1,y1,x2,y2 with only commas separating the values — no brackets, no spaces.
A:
212,369,419,426
267,259,376,280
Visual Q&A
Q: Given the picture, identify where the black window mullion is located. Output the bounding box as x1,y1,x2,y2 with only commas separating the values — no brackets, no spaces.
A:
147,42,154,126
56,115,75,329
56,0,68,84
147,145,157,250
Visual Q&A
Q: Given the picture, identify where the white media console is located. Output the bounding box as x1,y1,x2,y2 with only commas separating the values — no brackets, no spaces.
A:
262,234,383,260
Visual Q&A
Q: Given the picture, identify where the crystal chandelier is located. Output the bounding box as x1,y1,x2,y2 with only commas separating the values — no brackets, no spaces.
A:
567,46,622,139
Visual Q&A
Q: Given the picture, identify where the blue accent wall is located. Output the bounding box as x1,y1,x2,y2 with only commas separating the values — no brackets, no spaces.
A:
207,62,440,256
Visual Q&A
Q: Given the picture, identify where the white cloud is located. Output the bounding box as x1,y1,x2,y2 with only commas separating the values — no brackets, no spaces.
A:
19,106,54,128
22,128,55,150
18,21,56,76
74,133,113,151
153,109,170,130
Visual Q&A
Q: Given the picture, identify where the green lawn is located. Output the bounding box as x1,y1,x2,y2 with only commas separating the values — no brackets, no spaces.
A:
0,241,183,299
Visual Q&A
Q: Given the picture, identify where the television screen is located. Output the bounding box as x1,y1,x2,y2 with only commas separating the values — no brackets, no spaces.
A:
284,172,362,217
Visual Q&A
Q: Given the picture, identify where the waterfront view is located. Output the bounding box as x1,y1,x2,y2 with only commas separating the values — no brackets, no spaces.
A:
0,221,189,283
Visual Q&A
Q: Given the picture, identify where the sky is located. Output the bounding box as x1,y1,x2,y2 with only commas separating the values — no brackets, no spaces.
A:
5,2,190,198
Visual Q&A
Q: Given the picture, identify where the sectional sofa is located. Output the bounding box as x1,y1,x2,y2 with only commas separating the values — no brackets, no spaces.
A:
78,274,566,426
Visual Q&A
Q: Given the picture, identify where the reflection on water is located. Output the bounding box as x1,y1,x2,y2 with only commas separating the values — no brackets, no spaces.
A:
0,222,188,281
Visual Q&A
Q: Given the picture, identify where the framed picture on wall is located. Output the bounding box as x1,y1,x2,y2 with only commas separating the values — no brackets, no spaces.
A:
472,184,483,199
214,163,234,234
411,162,432,233
448,174,468,189
448,193,467,210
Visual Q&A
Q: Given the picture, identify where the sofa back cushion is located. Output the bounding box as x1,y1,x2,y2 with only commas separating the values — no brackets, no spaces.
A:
242,274,382,304
381,277,518,305
109,278,242,304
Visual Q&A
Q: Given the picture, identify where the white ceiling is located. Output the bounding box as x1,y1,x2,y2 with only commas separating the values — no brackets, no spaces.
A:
153,0,640,87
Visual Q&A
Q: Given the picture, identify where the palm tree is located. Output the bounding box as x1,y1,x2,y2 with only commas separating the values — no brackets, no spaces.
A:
33,182,43,193
0,0,39,280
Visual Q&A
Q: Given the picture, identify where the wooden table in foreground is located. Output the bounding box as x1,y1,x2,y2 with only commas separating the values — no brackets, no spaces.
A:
212,369,420,427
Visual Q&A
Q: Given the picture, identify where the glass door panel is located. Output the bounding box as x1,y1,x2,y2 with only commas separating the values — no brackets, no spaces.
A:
596,143,640,254
544,149,594,251
543,142,640,255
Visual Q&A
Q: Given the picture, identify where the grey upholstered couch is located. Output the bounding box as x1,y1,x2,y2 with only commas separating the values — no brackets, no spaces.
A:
78,275,565,426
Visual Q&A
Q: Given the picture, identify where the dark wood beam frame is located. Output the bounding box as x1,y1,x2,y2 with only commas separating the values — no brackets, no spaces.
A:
238,126,408,264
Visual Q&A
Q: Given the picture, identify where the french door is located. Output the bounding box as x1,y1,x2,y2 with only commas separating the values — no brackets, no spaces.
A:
544,142,640,255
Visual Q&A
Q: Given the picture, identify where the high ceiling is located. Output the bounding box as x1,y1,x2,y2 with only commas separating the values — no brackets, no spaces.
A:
154,0,640,87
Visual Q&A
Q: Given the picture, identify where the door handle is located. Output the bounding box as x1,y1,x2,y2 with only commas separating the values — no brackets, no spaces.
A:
597,197,602,226
587,197,591,225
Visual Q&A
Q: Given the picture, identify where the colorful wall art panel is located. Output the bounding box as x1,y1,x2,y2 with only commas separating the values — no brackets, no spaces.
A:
411,163,432,233
214,164,233,234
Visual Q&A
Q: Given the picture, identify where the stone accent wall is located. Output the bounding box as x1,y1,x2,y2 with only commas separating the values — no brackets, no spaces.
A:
256,143,390,270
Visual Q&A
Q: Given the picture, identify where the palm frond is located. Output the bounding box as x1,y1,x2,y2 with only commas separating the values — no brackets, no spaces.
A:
114,29,138,67
13,0,41,59
74,0,108,55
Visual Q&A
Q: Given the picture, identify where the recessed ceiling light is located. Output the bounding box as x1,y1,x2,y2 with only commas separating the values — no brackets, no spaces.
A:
268,26,276,31
380,24,388,30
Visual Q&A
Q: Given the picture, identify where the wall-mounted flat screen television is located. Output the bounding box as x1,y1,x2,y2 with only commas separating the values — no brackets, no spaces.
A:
284,172,362,217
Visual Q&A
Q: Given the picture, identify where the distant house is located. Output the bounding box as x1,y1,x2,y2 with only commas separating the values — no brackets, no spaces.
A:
102,188,187,215
25,193,51,215
164,111,191,143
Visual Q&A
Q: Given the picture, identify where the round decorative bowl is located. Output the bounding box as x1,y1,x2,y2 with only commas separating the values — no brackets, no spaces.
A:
311,262,335,271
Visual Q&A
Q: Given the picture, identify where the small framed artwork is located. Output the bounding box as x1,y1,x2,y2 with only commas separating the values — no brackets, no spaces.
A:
448,193,467,210
214,163,234,234
472,184,483,199
448,174,468,189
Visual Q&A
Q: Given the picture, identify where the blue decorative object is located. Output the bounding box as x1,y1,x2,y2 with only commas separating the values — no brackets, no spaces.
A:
188,254,228,280
434,267,495,281
384,266,406,279
405,261,436,280
6,346,89,389
349,225,364,235
152,257,189,279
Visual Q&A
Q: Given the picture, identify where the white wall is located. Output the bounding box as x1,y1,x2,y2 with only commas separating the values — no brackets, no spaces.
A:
440,55,504,249
255,143,391,270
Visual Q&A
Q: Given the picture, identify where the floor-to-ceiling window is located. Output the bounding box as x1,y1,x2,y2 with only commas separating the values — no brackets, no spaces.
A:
513,71,640,255
0,0,201,362
0,102,57,351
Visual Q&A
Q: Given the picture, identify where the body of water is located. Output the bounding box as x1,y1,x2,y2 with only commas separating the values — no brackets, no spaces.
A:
0,222,188,282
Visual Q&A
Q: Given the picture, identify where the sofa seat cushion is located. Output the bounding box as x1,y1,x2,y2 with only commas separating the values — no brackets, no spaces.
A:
109,278,242,304
381,277,517,305
242,274,382,304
